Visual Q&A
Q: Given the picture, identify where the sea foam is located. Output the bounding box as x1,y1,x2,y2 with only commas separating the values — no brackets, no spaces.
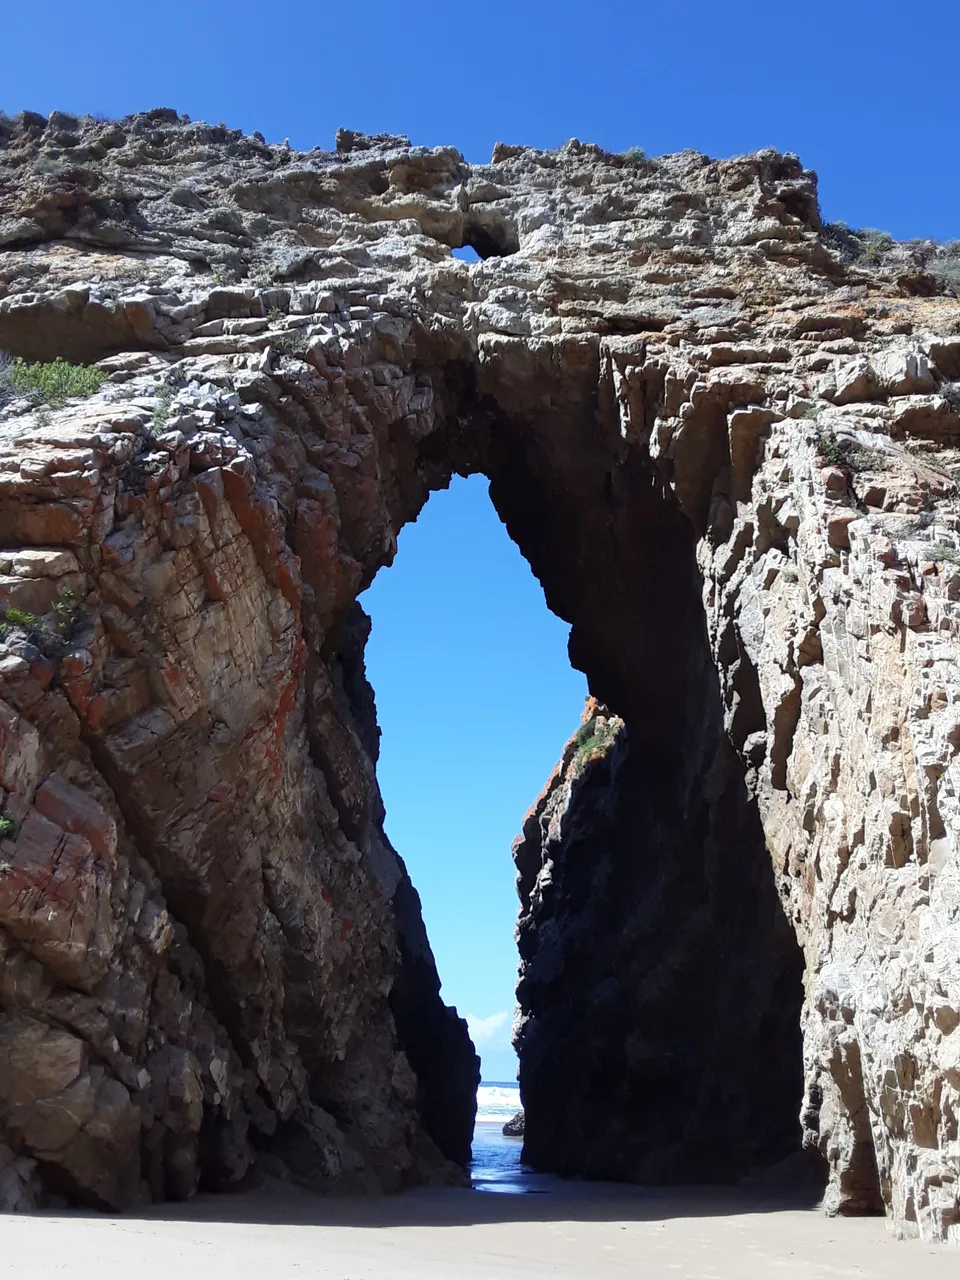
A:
476,1081,520,1124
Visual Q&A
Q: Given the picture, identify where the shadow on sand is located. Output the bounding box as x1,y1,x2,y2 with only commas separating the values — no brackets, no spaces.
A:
53,1153,828,1232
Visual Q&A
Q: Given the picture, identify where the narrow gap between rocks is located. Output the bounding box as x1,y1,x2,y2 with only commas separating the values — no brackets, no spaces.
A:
359,473,587,1184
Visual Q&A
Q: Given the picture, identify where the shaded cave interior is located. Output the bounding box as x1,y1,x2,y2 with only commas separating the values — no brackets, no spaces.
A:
331,354,812,1185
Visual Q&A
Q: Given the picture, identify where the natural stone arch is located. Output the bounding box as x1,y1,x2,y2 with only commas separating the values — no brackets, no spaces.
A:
0,111,957,1241
425,346,808,1182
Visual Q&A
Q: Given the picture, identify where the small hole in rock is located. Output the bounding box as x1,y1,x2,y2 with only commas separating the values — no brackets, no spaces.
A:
452,245,481,264
456,216,520,260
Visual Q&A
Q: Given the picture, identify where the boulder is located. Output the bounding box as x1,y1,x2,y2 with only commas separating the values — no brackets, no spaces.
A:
502,1110,524,1138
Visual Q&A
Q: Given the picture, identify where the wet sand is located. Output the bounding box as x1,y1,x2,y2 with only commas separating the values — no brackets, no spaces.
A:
1,1144,954,1280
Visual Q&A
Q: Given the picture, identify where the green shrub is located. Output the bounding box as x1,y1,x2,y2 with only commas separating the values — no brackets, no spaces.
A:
575,731,599,768
50,588,79,640
926,542,960,566
853,228,894,263
150,380,176,431
930,257,960,295
3,607,38,629
0,813,18,842
6,357,104,407
822,222,895,265
573,714,620,771
272,331,308,357
0,351,14,404
1,589,81,652
210,264,236,286
819,431,874,471
622,147,646,163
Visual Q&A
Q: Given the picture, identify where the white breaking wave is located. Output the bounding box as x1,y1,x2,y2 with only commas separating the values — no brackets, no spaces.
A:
476,1082,521,1124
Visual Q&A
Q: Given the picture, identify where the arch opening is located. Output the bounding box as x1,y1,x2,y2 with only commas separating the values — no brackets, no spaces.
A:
455,212,520,260
360,474,587,1177
342,368,812,1187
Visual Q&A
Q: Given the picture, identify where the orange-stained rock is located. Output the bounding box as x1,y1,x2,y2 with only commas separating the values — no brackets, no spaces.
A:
0,808,114,988
33,775,117,866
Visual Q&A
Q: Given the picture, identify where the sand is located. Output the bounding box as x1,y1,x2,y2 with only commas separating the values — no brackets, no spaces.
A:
0,1173,955,1280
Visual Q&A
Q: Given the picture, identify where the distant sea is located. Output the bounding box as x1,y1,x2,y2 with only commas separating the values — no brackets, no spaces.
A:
472,1080,538,1193
475,1080,521,1125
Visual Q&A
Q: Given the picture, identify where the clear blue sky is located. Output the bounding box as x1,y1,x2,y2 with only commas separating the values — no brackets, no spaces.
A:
362,479,584,1080
4,0,959,238
6,1,957,1079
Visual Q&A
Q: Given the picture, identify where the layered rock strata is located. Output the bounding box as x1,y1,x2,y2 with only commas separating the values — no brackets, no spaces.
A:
0,109,958,1241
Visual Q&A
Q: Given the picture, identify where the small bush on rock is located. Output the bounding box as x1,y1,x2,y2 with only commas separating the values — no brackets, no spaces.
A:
930,256,960,295
819,431,874,472
853,228,895,263
50,588,80,641
150,380,176,431
1,589,82,655
822,222,895,265
0,351,14,405
573,715,620,771
272,331,308,357
0,814,19,842
6,357,104,407
2,607,38,629
926,542,960,566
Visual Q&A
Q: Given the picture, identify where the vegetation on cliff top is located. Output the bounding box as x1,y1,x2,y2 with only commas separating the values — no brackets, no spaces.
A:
821,222,960,292
573,713,621,772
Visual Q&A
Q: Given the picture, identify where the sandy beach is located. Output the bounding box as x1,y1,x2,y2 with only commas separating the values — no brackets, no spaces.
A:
1,1168,954,1280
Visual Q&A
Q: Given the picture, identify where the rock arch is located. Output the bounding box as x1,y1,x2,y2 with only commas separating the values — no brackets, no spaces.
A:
0,113,958,1241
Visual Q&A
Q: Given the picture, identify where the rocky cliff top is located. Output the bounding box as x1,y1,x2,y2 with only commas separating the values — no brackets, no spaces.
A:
2,107,957,359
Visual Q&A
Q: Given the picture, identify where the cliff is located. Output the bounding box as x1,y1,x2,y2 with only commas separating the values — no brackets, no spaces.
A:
0,109,958,1242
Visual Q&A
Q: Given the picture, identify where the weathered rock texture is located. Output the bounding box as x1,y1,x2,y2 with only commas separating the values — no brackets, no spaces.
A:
514,697,805,1185
0,109,959,1241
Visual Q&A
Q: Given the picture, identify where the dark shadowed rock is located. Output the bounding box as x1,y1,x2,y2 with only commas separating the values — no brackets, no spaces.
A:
502,1110,524,1138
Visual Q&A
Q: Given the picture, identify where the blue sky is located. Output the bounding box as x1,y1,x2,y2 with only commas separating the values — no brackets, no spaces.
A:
362,478,585,1081
5,0,957,1078
3,0,959,238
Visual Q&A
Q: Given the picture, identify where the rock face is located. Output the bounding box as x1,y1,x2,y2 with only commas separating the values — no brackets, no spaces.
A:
514,700,804,1183
0,110,959,1241
502,1110,524,1138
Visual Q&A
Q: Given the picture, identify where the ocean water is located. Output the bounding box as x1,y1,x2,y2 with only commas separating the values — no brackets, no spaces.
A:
471,1081,554,1194
475,1081,522,1125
